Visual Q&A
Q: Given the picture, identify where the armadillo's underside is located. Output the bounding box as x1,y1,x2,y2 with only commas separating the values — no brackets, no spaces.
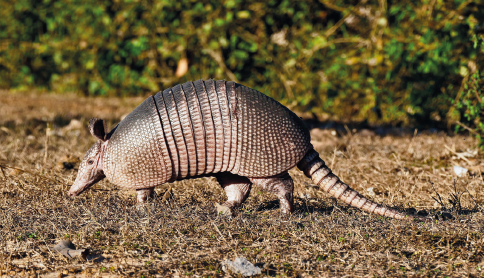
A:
104,80,311,189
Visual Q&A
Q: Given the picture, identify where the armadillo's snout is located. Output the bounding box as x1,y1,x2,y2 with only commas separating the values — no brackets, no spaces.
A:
68,188,78,197
68,172,106,198
67,182,91,197
67,181,92,197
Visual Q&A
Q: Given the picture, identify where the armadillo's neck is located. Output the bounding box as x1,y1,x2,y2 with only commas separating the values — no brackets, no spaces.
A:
99,140,108,170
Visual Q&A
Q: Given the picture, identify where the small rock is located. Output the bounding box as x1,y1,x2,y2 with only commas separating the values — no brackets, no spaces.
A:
222,257,261,276
54,240,89,260
453,166,468,177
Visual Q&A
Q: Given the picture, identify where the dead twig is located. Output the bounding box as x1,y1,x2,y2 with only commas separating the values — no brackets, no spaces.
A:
430,178,447,210
448,180,464,213
453,120,478,135
204,48,239,83
319,0,346,12
330,147,338,170
444,144,472,165
323,0,368,38
212,222,226,241
465,187,480,211
431,179,469,214
0,165,6,179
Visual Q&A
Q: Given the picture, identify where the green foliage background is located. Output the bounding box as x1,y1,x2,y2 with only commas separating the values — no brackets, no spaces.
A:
0,0,483,129
453,33,484,148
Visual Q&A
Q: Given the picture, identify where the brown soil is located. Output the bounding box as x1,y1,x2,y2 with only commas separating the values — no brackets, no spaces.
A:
1,90,483,277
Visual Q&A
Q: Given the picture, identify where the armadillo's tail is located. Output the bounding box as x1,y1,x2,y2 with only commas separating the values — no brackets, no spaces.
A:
297,149,411,220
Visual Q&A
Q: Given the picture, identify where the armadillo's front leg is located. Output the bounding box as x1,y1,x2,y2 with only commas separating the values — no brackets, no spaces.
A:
250,172,294,214
215,172,252,215
136,188,155,203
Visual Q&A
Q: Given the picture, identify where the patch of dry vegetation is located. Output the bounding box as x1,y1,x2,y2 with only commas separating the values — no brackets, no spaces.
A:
1,91,484,277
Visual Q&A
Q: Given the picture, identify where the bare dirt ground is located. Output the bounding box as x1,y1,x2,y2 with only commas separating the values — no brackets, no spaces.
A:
1,90,484,277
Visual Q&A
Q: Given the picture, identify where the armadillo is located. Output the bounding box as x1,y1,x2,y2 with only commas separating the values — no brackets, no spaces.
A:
68,79,411,219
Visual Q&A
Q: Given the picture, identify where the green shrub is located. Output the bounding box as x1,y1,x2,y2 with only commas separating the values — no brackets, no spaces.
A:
453,34,484,149
0,0,482,127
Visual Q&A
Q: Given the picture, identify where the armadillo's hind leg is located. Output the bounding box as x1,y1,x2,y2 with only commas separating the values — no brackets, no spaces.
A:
136,188,155,203
215,172,252,216
250,172,295,214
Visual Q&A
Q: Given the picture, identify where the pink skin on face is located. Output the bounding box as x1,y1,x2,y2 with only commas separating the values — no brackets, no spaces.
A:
68,140,108,197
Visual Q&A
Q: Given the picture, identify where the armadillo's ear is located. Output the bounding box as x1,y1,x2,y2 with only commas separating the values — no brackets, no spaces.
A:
89,118,107,141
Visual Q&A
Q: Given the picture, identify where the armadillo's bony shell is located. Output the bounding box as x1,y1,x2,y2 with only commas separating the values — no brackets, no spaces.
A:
103,97,172,189
153,80,311,179
104,80,311,189
232,83,311,177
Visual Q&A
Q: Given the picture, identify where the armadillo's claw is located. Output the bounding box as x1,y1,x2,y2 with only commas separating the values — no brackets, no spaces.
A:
215,203,234,217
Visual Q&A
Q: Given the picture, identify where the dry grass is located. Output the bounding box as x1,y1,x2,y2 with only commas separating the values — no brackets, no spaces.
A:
1,90,484,277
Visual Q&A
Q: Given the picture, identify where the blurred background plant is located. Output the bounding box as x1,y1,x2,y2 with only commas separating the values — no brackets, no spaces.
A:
0,0,483,143
452,33,484,149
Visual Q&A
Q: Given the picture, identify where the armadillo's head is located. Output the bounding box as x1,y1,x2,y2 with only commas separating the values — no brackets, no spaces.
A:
68,118,109,197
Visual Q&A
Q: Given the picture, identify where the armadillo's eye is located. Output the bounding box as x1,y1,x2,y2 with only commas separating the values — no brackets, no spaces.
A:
88,160,94,165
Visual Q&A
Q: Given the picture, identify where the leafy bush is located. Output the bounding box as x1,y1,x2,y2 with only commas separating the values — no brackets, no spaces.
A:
453,34,484,149
0,0,482,127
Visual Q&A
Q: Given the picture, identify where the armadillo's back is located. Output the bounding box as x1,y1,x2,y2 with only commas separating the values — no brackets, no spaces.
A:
153,80,311,179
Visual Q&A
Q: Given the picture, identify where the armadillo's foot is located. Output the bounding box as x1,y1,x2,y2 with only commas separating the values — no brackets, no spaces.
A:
215,172,252,216
279,192,294,214
136,188,155,203
250,172,295,214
